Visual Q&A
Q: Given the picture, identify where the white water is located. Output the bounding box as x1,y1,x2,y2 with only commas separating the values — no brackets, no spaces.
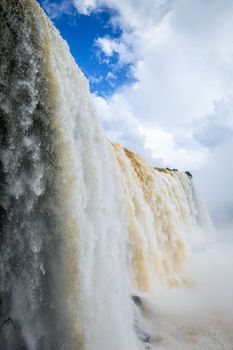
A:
0,1,232,349
0,1,137,348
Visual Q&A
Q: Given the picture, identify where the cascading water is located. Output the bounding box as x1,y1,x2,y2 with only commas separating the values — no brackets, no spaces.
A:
112,144,201,292
1,1,230,350
0,1,137,348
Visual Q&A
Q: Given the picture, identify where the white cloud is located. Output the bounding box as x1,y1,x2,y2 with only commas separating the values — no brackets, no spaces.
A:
140,125,207,170
73,0,97,14
42,0,73,18
74,0,174,29
87,0,233,160
106,72,116,80
194,138,233,226
96,37,115,56
88,74,104,84
194,96,233,148
95,37,134,64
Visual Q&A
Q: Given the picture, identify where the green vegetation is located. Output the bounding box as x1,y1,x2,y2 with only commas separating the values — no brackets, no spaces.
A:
184,171,193,179
166,168,193,180
166,167,178,172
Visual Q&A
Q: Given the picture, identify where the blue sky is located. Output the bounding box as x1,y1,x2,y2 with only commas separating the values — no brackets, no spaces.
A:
38,0,233,224
38,0,135,96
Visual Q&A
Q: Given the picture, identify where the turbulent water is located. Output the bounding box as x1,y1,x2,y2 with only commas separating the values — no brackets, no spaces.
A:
0,1,232,349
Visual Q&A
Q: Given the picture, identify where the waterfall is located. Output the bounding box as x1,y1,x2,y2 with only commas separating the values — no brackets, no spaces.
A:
112,144,200,292
0,1,214,349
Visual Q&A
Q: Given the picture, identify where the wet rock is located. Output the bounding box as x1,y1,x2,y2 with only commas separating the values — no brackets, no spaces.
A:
131,295,143,307
134,321,151,344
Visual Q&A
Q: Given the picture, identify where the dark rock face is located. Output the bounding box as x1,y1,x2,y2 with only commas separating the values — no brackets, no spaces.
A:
134,322,151,344
131,295,151,348
132,295,143,307
0,1,71,348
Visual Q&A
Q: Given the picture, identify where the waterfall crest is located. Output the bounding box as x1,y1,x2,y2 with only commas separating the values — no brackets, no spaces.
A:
112,144,202,292
0,1,211,349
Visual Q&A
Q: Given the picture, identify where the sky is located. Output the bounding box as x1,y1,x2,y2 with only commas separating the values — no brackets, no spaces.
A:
38,0,233,225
